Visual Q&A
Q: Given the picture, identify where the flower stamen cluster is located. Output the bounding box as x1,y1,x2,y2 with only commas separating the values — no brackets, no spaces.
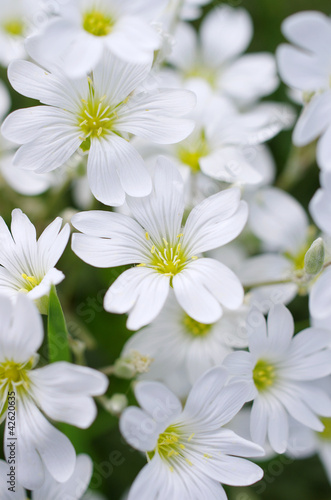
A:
82,9,114,37
253,359,276,392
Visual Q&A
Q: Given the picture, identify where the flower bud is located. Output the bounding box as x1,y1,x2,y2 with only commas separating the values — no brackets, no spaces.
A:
304,237,325,275
113,358,136,379
104,394,128,416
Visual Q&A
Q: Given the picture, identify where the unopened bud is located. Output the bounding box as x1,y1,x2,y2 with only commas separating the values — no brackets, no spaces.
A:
113,358,136,379
104,394,128,416
304,237,325,275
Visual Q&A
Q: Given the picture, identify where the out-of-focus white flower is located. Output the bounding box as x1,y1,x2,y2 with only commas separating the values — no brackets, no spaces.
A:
0,454,97,499
121,291,250,397
238,187,314,312
72,157,248,330
0,0,48,67
277,11,331,170
307,171,331,320
26,0,168,78
2,51,195,206
133,80,291,187
120,367,264,499
0,295,108,490
0,209,69,312
169,6,278,104
224,304,331,453
310,171,331,236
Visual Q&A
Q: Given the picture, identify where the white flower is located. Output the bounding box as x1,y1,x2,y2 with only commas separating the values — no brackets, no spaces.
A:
0,454,97,499
71,157,248,330
310,171,331,236
0,209,69,313
133,80,291,188
277,11,331,170
121,291,250,398
0,0,47,67
308,171,331,320
26,0,168,78
171,0,211,21
224,304,331,453
120,367,264,500
0,294,108,490
237,187,314,312
286,378,331,484
169,6,278,104
1,51,195,206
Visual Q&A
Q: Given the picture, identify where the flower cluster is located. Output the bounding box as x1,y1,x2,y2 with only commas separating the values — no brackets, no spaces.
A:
0,2,331,499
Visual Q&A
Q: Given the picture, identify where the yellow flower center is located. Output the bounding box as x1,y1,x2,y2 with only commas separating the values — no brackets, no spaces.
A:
183,315,212,337
82,9,114,37
78,79,126,151
21,273,40,292
177,131,209,173
185,65,217,88
0,359,33,414
147,425,197,471
318,417,331,440
3,19,24,36
138,233,197,280
253,359,276,392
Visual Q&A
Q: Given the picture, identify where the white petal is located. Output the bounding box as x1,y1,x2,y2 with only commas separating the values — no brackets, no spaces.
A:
31,362,108,428
168,22,198,71
37,218,70,270
13,130,81,173
201,6,252,66
183,188,248,254
221,53,278,103
7,60,84,112
316,124,331,171
120,407,160,451
104,267,170,330
309,268,331,319
174,258,243,322
248,186,308,254
33,454,93,500
16,399,76,488
115,89,196,144
267,401,289,453
277,44,329,90
3,295,43,362
282,11,331,56
292,91,331,146
106,17,159,64
267,304,294,354
126,156,185,246
134,381,182,426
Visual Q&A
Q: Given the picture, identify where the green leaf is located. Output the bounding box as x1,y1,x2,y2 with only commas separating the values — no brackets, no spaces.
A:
47,285,71,363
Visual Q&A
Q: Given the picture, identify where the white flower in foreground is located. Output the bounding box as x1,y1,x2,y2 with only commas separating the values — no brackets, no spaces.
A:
169,6,278,104
0,295,108,490
224,304,331,453
120,367,264,499
277,11,331,170
1,52,195,206
0,454,96,499
26,0,167,78
122,291,249,397
72,157,248,330
0,209,69,313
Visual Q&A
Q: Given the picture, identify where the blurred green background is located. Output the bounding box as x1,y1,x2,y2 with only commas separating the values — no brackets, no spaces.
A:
1,1,331,499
